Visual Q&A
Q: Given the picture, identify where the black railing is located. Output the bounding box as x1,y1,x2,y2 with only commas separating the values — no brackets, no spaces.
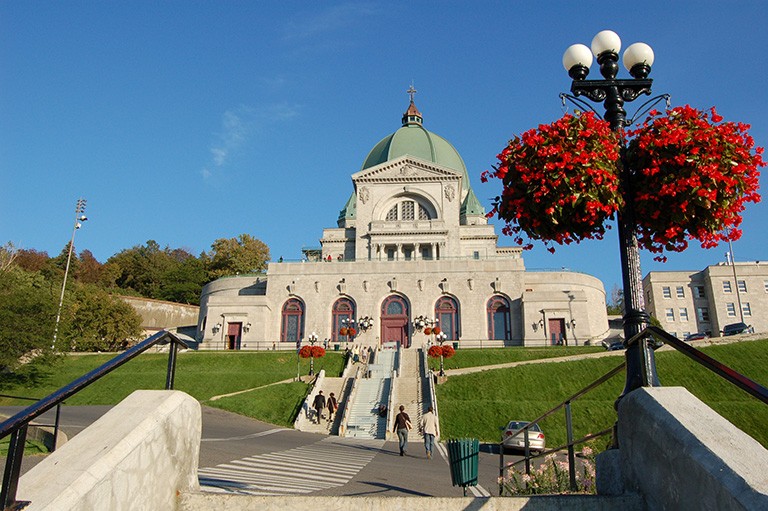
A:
0,330,187,510
498,327,768,495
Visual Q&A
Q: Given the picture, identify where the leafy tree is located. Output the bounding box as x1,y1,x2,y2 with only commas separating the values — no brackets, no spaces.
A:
75,249,103,284
207,234,270,279
606,284,624,315
14,247,50,273
103,240,174,298
157,253,208,304
0,268,56,371
62,283,143,352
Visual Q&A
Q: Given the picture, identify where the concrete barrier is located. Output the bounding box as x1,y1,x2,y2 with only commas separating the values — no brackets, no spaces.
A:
17,390,201,511
597,386,768,510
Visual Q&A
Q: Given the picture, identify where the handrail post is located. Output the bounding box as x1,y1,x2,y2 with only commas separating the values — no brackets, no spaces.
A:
565,401,577,492
165,338,179,390
1,425,29,510
499,439,505,496
524,429,531,475
52,403,62,452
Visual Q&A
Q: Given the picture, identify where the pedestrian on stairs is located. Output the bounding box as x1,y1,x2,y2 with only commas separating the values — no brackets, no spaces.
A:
327,392,338,423
421,406,439,459
393,405,412,456
312,390,326,424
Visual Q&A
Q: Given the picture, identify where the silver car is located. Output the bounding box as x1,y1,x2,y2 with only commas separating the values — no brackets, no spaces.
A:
502,420,546,453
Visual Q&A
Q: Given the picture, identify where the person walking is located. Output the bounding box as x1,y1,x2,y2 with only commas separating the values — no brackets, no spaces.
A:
326,392,338,423
421,406,440,459
392,405,412,456
312,390,326,424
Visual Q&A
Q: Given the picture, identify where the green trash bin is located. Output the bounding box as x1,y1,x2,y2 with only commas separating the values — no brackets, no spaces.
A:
447,438,479,494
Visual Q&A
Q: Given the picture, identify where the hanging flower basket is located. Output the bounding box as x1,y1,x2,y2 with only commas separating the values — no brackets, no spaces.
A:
427,346,442,358
484,107,763,261
299,345,312,358
311,346,326,358
483,112,622,252
432,326,441,335
348,328,357,337
441,345,456,359
339,327,348,336
424,327,432,335
627,106,762,260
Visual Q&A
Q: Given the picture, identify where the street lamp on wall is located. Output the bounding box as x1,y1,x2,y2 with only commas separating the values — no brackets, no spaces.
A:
563,30,663,393
52,198,88,351
308,332,318,376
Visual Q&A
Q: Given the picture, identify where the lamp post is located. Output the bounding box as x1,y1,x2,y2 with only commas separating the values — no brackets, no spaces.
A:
52,198,87,351
435,332,448,376
563,30,660,394
308,332,318,376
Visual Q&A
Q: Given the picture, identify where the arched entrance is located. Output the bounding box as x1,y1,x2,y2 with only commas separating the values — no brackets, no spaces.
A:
380,295,410,348
332,297,355,343
487,295,512,341
435,296,460,340
280,298,305,343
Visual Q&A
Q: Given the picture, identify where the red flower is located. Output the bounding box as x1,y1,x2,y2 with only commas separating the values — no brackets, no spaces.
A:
441,345,456,359
311,346,326,358
299,345,312,358
427,346,442,358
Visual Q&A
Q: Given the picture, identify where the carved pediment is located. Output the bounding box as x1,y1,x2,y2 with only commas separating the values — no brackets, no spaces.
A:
352,156,461,183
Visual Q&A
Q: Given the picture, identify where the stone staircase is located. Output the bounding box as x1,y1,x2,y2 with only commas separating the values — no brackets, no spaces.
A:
344,350,395,439
390,348,424,440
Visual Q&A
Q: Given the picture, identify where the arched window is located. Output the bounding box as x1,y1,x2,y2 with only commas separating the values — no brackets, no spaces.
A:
384,199,432,221
487,296,511,340
435,296,460,340
281,298,305,343
332,297,356,343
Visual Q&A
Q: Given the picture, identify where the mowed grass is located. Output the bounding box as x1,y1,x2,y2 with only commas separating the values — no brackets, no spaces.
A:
427,345,605,372
0,351,346,406
437,339,768,450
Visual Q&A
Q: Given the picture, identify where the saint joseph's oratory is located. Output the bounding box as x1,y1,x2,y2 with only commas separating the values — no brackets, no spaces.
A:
196,94,610,350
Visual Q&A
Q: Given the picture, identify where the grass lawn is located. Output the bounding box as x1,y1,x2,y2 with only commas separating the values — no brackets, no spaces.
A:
427,345,605,372
0,351,346,406
436,339,768,450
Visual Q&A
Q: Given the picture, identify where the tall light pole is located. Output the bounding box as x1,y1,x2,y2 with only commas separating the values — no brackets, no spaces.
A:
51,198,87,351
563,31,662,394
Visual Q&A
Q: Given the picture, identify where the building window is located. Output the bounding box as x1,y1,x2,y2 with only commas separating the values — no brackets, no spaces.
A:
696,307,710,322
487,296,511,341
723,281,732,293
386,205,398,221
402,200,415,220
418,204,429,220
435,296,460,340
665,308,675,322
473,251,480,260
726,302,736,317
679,308,689,321
742,302,752,317
694,286,705,298
662,286,671,299
676,286,685,298
737,280,747,293
280,298,305,343
332,298,355,343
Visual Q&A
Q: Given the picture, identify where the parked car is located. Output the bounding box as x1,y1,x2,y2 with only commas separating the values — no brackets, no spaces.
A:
502,420,546,453
721,322,754,336
684,332,709,341
605,341,625,351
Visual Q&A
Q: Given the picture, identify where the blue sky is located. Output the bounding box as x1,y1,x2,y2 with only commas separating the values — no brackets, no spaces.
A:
2,1,766,294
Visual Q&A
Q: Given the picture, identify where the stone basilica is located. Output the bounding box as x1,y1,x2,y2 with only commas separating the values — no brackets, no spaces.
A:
196,93,609,350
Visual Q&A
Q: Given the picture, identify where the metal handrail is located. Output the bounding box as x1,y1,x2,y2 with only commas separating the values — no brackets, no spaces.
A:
0,330,187,510
498,326,768,496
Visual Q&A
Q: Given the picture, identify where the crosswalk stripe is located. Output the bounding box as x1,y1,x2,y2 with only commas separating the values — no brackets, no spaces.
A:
199,437,385,496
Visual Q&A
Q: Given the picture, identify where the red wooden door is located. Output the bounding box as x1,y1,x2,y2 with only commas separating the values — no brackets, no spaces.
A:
548,319,565,346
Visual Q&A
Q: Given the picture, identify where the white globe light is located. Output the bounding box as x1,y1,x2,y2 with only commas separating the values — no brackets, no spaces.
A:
562,44,593,71
591,30,622,57
623,42,655,70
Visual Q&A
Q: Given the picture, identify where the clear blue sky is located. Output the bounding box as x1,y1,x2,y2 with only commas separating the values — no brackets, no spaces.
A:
2,1,766,294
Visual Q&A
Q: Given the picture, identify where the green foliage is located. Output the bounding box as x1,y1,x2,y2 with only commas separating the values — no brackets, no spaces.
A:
207,381,310,428
427,346,604,372
437,340,768,450
207,234,270,279
62,284,143,352
0,268,57,371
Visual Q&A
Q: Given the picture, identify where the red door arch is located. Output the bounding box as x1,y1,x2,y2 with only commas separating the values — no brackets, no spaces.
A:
380,295,410,348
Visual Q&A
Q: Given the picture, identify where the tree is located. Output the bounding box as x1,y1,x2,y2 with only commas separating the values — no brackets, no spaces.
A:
606,284,624,315
62,283,143,352
0,242,19,273
207,234,270,279
75,249,103,284
0,268,56,371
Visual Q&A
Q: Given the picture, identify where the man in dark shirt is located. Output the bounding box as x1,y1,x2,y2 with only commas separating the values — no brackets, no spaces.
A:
392,405,412,456
312,390,326,424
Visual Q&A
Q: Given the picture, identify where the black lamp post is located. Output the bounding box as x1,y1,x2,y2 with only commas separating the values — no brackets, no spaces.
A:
562,30,661,395
308,332,318,376
435,331,447,376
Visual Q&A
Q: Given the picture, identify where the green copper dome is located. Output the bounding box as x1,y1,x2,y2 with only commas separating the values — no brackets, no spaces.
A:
361,100,470,192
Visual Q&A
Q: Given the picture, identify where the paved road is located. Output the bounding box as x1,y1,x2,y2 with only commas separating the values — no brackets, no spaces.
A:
1,405,509,497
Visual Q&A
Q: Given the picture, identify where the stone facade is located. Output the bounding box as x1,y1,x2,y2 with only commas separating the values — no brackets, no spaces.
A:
196,98,609,350
643,261,768,338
